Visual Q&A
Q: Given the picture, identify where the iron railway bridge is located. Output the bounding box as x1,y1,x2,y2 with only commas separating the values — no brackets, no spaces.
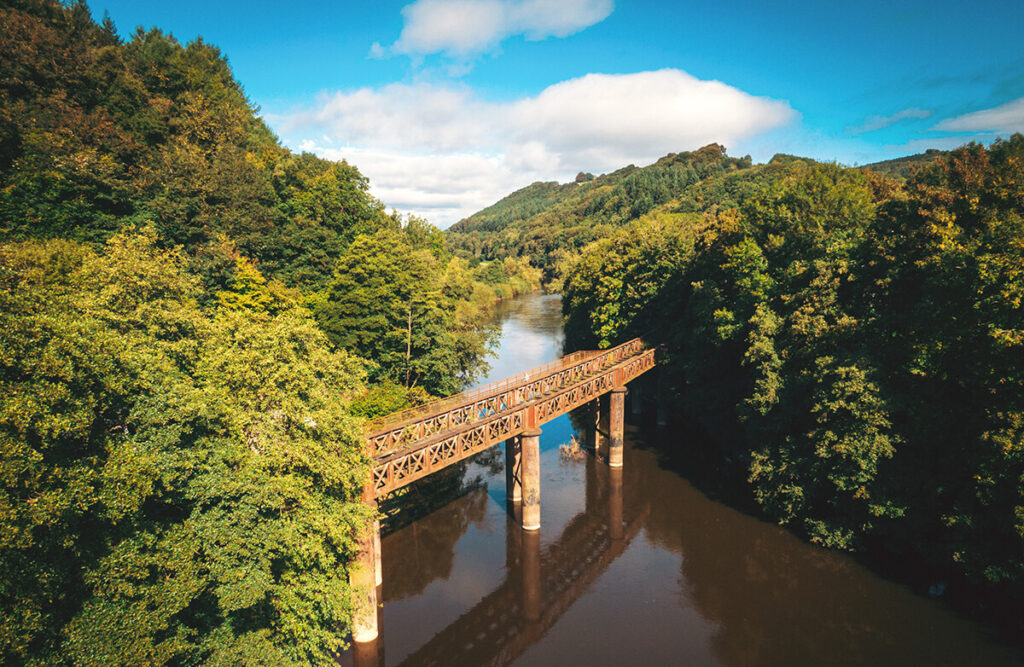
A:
349,338,658,655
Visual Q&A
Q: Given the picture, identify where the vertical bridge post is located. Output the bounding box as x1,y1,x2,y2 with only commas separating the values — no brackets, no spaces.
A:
351,481,380,643
520,427,542,531
609,386,627,468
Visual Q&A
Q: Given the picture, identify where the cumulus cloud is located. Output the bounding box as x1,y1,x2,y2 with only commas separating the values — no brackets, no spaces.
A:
299,143,532,225
934,97,1024,133
275,69,796,226
510,70,796,170
389,0,613,57
279,83,499,152
850,107,932,134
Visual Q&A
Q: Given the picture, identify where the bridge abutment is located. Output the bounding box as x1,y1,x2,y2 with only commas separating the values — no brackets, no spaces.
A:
521,427,542,530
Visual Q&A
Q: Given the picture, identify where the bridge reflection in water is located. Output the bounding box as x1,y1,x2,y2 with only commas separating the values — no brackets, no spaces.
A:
349,339,657,647
353,449,650,667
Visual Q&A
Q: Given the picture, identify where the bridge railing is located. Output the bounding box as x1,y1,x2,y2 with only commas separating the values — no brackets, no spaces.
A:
366,338,648,458
365,350,594,432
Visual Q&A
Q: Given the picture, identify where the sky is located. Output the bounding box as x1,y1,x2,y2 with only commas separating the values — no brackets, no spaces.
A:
90,0,1024,228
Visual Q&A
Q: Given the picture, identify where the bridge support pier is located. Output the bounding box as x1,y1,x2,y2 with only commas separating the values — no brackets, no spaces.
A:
505,437,522,505
609,386,626,468
373,519,382,587
351,483,380,644
521,428,542,531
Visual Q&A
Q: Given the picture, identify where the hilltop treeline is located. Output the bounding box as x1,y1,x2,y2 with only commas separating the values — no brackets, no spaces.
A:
561,138,1024,604
0,1,538,663
447,145,754,283
445,145,950,288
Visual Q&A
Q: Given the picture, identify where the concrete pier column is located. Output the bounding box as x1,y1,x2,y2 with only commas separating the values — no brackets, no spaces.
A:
351,483,380,643
373,519,383,588
521,528,542,622
609,386,627,468
505,437,522,504
521,427,542,531
608,466,624,541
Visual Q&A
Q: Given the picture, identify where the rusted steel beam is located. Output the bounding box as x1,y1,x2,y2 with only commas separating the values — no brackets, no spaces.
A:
368,347,656,498
365,338,649,458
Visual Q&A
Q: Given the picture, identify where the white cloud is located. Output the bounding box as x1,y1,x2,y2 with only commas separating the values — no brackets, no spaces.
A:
934,97,1024,133
389,0,613,57
275,69,796,227
279,83,500,152
299,143,534,225
850,107,932,134
510,70,796,171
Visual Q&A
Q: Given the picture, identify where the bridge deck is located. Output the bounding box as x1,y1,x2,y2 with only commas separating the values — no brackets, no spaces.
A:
366,338,656,498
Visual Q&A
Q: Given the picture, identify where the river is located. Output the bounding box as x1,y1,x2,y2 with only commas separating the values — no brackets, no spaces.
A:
344,293,1022,666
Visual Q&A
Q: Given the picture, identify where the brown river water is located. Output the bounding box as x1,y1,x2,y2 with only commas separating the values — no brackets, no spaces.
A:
341,293,1023,667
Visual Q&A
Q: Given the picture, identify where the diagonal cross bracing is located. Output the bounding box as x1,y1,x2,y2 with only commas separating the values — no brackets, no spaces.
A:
366,339,656,498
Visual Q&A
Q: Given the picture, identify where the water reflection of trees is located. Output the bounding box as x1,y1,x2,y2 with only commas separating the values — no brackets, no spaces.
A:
378,447,502,602
632,427,1023,667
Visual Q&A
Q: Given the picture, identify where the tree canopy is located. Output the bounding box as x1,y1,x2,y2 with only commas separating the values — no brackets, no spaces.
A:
561,138,1024,596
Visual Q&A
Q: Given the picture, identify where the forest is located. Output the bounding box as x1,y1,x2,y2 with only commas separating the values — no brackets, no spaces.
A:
0,1,538,663
556,138,1024,627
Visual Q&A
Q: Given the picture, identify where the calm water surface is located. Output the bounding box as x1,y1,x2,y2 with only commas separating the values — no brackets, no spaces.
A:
343,293,1022,667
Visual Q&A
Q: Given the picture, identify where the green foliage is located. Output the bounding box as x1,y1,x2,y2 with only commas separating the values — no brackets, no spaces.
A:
0,232,371,665
0,5,516,664
446,144,751,280
313,227,491,396
0,0,387,290
562,139,1024,593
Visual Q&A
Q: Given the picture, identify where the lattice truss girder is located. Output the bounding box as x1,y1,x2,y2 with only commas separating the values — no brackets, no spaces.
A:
371,347,656,496
367,339,647,456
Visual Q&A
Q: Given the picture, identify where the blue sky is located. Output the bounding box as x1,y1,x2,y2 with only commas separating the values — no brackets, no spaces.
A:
90,0,1024,227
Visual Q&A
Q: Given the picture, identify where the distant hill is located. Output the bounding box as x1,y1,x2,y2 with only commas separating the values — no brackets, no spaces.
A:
447,145,960,282
859,149,948,178
446,145,755,275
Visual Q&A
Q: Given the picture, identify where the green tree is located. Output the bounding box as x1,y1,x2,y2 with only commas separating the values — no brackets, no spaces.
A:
315,228,488,396
0,231,372,665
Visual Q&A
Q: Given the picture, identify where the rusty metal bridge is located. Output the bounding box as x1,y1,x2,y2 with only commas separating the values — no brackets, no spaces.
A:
350,338,659,648
365,338,656,497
